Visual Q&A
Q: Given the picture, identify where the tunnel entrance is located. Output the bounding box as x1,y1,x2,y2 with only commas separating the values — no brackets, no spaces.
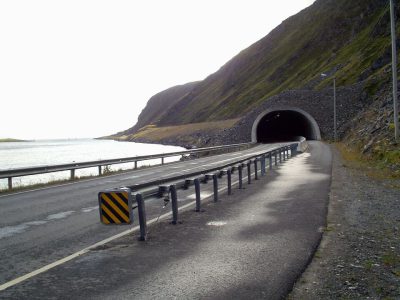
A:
251,108,321,143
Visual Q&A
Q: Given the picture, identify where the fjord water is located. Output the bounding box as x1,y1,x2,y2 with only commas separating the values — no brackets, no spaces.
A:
0,139,184,190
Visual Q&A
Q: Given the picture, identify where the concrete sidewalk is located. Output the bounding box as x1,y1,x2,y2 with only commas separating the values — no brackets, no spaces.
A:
0,142,332,300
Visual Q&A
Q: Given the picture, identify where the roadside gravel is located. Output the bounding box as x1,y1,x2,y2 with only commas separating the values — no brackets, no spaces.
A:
289,146,400,299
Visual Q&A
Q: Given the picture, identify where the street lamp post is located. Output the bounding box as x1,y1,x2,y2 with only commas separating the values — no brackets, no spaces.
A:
390,0,399,141
321,73,337,142
333,77,337,142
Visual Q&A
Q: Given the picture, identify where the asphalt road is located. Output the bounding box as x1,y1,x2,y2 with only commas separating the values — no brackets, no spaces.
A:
0,142,288,288
0,141,332,299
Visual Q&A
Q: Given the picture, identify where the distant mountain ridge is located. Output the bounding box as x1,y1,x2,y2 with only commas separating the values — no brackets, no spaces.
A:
112,0,395,140
113,81,199,137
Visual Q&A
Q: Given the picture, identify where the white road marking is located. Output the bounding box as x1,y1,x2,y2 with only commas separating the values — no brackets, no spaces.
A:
0,177,245,291
0,160,184,198
46,211,75,220
81,206,98,213
206,221,227,226
0,224,30,240
187,192,213,199
0,144,281,198
207,158,238,165
0,145,291,290
0,221,47,240
0,199,196,291
0,210,76,240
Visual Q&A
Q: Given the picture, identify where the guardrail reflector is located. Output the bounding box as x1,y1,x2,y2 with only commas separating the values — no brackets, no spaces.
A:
98,188,133,225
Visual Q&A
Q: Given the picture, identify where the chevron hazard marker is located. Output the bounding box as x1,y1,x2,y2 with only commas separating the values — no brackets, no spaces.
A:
98,188,133,225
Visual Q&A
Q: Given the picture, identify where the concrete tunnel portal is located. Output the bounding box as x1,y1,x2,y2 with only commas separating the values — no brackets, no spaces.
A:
251,107,321,143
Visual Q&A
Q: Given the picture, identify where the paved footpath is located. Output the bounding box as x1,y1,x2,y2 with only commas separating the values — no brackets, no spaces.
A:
0,141,332,299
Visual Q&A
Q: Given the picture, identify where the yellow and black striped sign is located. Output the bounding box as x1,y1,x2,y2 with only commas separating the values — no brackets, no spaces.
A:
98,189,133,225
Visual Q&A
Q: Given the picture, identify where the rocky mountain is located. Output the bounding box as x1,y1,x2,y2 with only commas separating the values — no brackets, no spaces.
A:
112,81,199,137
155,0,391,126
111,0,398,151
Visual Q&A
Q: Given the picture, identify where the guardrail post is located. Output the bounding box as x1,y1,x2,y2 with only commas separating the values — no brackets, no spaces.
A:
136,193,147,241
227,168,232,195
98,166,102,175
194,178,201,212
279,150,282,163
170,185,178,224
261,155,266,176
70,169,75,180
254,158,258,180
161,157,165,165
247,161,251,184
134,161,138,170
8,177,12,190
283,148,287,161
212,174,218,202
269,153,273,170
238,164,243,189
274,151,278,166
291,144,297,156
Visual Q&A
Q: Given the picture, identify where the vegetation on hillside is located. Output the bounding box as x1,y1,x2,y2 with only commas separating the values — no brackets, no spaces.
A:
0,138,27,143
110,0,399,175
113,0,397,136
153,0,395,126
113,82,199,137
337,80,400,179
111,119,239,146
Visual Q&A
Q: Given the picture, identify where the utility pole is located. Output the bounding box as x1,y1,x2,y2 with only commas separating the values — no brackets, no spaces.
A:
390,0,399,141
321,73,337,141
333,77,337,142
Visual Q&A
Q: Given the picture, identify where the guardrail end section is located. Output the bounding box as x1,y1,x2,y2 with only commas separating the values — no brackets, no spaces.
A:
98,188,134,225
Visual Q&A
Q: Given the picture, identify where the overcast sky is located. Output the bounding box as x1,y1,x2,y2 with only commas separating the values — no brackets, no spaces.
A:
0,0,314,140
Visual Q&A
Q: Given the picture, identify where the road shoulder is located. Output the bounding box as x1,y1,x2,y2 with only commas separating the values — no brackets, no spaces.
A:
289,145,400,299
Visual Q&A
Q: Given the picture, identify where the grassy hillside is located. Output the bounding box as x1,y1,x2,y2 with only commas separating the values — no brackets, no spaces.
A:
153,0,393,125
111,119,239,146
111,82,199,137
112,0,398,144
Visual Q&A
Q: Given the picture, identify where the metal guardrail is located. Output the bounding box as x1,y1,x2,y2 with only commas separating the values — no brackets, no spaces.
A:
0,142,254,190
98,143,300,241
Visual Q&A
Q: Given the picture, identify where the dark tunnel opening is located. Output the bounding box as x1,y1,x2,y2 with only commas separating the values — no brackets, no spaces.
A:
255,110,318,143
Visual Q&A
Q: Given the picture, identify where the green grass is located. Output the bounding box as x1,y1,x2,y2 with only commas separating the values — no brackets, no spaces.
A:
363,259,374,270
382,251,399,267
337,142,400,181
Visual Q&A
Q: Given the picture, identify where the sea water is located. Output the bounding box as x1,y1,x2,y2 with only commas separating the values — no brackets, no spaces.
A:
0,139,184,190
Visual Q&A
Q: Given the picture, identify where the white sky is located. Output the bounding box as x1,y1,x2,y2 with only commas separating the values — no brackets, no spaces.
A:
0,0,314,140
